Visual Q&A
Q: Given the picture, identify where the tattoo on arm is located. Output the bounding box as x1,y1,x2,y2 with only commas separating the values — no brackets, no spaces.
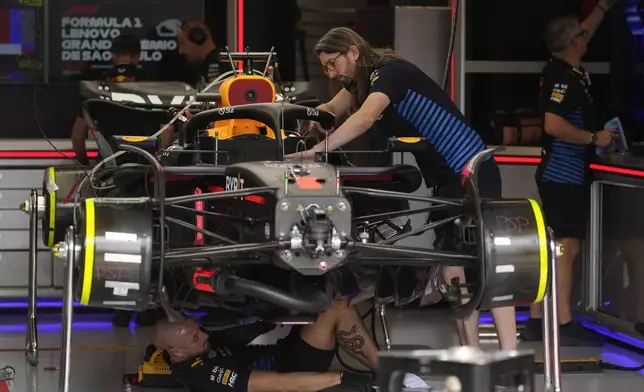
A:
337,325,367,360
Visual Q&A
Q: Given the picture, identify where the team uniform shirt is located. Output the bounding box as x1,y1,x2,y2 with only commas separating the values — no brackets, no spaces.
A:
171,343,277,392
170,328,334,392
537,58,596,186
101,62,144,82
368,59,487,184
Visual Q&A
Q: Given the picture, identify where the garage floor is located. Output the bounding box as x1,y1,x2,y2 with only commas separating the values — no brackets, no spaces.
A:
0,309,643,392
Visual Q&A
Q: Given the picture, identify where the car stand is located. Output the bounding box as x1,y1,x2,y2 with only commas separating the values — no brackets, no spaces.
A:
376,234,563,392
58,226,76,392
21,189,44,367
22,146,561,392
542,229,562,392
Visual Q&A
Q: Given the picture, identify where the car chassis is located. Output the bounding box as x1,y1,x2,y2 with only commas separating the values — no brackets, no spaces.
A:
19,85,563,392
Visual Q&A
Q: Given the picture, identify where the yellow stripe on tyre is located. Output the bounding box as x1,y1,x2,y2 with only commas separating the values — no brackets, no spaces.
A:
528,199,548,303
47,167,56,248
80,199,96,305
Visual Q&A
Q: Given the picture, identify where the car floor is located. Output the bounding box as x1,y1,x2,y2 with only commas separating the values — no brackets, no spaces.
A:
0,309,642,392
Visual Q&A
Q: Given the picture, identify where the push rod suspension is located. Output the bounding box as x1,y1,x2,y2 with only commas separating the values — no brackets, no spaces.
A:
165,216,238,245
163,242,279,262
352,204,455,223
167,204,267,223
165,187,276,205
352,242,477,266
382,215,462,245
342,186,464,206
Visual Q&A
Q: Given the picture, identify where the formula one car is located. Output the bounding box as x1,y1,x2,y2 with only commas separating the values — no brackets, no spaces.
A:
30,51,552,328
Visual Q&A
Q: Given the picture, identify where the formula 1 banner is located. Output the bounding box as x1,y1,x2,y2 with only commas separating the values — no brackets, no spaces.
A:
48,0,204,80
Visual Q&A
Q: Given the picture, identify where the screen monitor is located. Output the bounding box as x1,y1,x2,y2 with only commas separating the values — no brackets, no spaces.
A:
48,0,204,81
0,2,41,83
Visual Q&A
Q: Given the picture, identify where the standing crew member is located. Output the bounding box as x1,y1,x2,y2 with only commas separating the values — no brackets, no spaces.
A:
177,20,222,86
521,0,617,345
71,34,146,165
286,27,517,350
158,21,222,148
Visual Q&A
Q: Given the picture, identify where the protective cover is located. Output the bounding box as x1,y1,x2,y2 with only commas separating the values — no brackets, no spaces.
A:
79,81,198,107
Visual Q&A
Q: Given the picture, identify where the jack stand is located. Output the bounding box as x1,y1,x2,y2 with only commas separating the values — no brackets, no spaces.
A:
542,229,563,392
377,303,392,350
56,226,76,392
378,347,535,392
375,302,431,351
21,189,44,367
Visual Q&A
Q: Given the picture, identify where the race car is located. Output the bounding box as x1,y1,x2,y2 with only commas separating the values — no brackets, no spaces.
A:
33,52,551,326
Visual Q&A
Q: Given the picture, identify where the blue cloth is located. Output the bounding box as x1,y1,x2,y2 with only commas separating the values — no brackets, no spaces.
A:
596,117,628,155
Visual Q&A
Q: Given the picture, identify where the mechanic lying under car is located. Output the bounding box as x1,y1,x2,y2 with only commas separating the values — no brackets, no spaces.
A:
157,300,389,392
285,27,516,350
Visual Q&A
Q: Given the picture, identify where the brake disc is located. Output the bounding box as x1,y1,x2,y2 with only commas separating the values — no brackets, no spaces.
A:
75,197,154,311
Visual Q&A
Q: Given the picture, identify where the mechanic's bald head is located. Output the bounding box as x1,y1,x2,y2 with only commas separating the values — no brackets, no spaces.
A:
156,317,210,362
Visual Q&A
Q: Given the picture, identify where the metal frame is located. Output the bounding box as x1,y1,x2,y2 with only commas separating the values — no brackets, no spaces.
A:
543,230,562,392
583,178,644,343
465,61,610,75
26,189,40,366
375,231,562,392
585,180,603,312
47,221,564,392
453,0,466,112
58,226,75,392
20,149,563,391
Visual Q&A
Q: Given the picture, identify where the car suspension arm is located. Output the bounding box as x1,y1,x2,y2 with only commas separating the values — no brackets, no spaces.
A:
381,214,462,245
352,204,456,223
165,216,238,245
351,242,477,267
163,242,279,264
168,204,269,224
342,186,464,206
165,187,276,205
